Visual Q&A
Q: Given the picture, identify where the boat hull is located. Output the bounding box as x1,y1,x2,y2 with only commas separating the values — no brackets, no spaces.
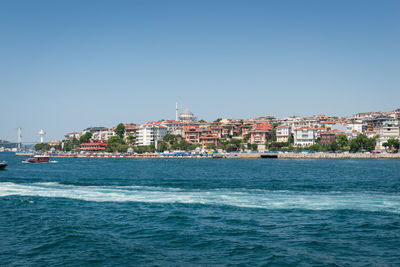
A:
0,162,7,170
24,157,50,163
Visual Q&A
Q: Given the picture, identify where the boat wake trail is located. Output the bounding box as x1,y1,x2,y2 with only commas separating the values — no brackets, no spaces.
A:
0,182,399,213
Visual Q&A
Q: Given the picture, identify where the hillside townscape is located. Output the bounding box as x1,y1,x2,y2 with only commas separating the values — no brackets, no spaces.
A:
8,107,398,155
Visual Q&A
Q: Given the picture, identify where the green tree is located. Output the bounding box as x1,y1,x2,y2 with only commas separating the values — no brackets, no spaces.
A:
365,136,377,152
288,134,294,145
72,137,80,146
349,134,376,152
329,140,339,152
198,119,206,123
383,138,400,153
157,141,169,152
270,123,278,142
114,123,125,139
35,143,51,152
247,143,252,150
251,144,258,151
79,132,92,143
106,136,125,152
309,143,321,152
62,140,73,151
336,134,349,151
205,143,216,150
126,134,135,145
179,140,190,151
117,144,129,153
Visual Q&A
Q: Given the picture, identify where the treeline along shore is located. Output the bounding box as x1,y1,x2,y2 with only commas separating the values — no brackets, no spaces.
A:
15,152,400,159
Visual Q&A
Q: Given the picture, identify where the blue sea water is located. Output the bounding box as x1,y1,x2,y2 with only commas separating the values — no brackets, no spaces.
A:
1,152,400,266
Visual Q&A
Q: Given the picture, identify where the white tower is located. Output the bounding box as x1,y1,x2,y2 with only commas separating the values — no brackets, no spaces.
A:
38,129,46,143
17,127,22,151
175,102,179,121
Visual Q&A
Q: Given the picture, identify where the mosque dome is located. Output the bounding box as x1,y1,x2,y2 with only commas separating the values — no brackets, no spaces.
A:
179,108,196,123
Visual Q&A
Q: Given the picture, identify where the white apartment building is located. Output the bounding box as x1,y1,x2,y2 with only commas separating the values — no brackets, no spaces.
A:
137,123,167,146
160,120,183,135
376,119,400,150
294,127,317,146
346,122,363,134
92,130,115,141
276,125,291,142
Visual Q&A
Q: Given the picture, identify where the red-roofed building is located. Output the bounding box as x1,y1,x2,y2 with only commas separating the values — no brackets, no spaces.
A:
80,140,107,152
199,134,219,149
320,131,336,144
249,123,272,144
183,125,201,144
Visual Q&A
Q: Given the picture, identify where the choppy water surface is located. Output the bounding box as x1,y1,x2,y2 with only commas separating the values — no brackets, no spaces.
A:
1,153,400,266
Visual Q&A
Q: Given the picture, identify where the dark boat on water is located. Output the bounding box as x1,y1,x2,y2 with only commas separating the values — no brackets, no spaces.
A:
23,155,50,163
0,161,7,170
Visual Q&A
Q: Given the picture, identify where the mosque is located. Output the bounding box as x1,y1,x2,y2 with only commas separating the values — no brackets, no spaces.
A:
176,102,197,123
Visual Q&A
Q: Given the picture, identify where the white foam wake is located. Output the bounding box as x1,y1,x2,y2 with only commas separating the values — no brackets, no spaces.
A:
0,182,399,213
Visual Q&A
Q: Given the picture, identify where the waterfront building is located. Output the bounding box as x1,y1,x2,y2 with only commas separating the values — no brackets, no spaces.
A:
183,125,201,144
199,134,219,149
137,123,167,146
79,140,107,152
294,127,317,146
375,119,400,150
249,123,272,144
276,125,291,143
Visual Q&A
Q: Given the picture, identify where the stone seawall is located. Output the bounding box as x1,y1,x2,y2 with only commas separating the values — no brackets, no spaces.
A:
15,152,400,159
276,152,400,159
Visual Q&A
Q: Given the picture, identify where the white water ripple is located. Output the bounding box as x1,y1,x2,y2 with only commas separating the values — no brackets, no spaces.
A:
0,182,399,213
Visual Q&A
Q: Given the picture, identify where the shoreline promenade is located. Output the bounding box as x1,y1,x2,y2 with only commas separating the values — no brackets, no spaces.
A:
15,152,400,159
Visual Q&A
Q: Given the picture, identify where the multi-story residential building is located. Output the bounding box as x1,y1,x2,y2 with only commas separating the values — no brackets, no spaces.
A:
199,134,219,149
137,123,167,146
346,122,363,134
320,132,336,144
183,125,201,144
64,132,81,140
276,125,291,143
294,127,317,146
376,119,400,150
249,123,272,144
124,123,137,137
92,130,115,141
160,120,183,135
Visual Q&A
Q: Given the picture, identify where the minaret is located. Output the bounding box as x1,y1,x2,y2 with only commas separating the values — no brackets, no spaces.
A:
176,102,179,121
17,127,22,151
38,129,45,143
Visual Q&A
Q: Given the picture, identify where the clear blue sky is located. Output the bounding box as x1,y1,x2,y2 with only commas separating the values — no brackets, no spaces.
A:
1,0,399,142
